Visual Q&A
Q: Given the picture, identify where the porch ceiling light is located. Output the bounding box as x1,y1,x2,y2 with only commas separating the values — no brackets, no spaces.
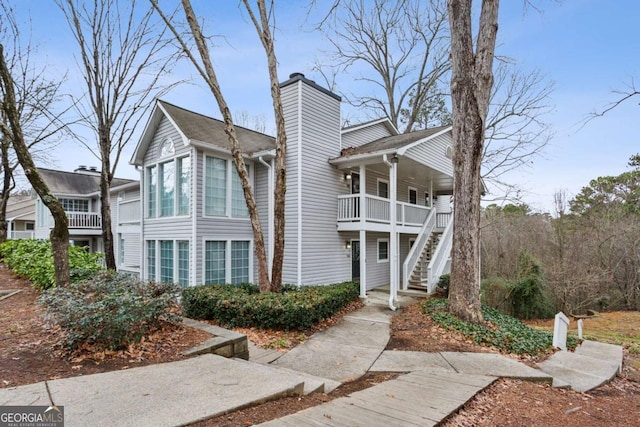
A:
344,172,352,180
391,153,399,163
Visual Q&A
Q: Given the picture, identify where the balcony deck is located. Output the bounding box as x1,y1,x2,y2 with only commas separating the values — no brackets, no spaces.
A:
337,194,437,232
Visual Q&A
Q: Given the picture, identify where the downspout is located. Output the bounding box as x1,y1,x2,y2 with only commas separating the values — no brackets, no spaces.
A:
383,154,397,311
258,156,274,278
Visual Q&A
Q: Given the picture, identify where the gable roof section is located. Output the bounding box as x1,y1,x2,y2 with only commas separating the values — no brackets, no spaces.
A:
37,168,136,196
341,117,398,136
331,126,451,163
131,100,276,165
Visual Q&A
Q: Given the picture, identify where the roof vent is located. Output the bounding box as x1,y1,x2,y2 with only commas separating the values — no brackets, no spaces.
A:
289,72,305,79
89,166,98,172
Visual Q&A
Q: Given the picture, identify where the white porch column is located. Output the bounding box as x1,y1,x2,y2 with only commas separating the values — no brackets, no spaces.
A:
389,156,398,309
359,164,367,298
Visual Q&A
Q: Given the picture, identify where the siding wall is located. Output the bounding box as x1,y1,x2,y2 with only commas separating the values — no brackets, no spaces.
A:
253,161,270,281
192,148,255,285
141,116,194,283
364,169,432,207
341,122,393,148
281,79,351,286
364,231,391,289
404,133,453,176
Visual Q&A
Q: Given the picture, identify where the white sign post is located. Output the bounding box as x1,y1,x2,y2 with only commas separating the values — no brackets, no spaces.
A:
577,319,583,340
553,312,570,351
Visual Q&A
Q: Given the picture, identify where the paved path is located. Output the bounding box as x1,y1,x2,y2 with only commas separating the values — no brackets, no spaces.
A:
0,291,625,427
257,370,496,427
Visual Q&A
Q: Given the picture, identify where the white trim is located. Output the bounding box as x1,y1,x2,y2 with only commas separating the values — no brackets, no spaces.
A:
377,238,389,263
297,80,303,287
191,147,198,286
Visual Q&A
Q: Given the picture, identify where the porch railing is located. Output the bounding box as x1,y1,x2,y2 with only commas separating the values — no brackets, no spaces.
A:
436,212,452,228
9,230,35,239
427,217,453,291
402,209,437,290
338,194,430,226
67,212,102,229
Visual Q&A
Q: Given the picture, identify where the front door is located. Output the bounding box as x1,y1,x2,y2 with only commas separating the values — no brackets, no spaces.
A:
351,240,360,281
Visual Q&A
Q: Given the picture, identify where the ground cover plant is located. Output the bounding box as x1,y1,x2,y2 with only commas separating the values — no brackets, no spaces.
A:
182,281,359,330
40,271,181,351
0,239,104,289
423,298,578,355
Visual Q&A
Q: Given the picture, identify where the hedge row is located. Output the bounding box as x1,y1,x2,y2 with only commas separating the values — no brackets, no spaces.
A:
182,281,359,330
0,239,104,289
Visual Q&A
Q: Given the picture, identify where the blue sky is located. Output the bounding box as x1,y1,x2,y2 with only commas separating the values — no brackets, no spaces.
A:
9,0,640,213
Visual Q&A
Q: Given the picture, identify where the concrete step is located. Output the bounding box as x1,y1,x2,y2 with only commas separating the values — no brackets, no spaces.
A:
234,359,342,394
0,354,306,427
537,346,620,392
574,340,623,373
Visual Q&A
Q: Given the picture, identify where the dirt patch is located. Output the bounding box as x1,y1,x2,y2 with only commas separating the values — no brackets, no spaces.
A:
0,265,211,389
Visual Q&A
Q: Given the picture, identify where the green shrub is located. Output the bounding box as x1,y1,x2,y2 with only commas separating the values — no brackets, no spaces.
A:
422,299,578,355
437,274,450,289
182,281,359,330
40,271,181,351
481,276,512,314
0,239,104,289
509,251,553,320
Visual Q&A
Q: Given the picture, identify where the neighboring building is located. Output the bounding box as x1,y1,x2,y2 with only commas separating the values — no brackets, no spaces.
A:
34,167,141,274
6,195,36,239
129,72,454,304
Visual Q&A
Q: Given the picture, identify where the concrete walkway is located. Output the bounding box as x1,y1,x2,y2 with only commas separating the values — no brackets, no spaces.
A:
0,294,625,426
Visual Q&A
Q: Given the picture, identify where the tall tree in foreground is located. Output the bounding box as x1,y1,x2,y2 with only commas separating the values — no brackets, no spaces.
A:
0,44,70,286
151,0,287,292
447,0,499,322
0,2,66,243
57,0,177,270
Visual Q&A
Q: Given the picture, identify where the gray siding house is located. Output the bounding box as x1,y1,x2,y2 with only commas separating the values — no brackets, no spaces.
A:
130,73,454,306
34,167,140,273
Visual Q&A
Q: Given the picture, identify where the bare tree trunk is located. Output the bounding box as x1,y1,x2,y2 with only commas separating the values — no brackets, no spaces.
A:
100,144,116,269
0,44,70,287
0,137,13,243
242,0,287,293
447,0,499,323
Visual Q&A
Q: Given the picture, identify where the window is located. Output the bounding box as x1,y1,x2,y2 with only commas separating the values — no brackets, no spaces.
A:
205,240,251,285
205,241,226,284
377,179,389,198
205,156,251,218
205,157,227,216
147,166,157,217
377,238,389,262
118,234,125,265
147,156,190,218
160,137,175,158
159,162,175,217
178,241,190,287
425,192,431,207
231,164,249,217
177,157,190,216
160,241,174,283
25,222,34,231
146,241,156,281
408,187,417,205
231,241,250,284
59,198,89,212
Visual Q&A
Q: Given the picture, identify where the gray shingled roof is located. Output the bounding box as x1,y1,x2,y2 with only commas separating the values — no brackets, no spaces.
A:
37,168,136,195
339,126,449,158
159,101,275,154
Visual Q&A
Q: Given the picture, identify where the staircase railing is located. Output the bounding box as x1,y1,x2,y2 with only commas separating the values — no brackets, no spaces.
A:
402,208,436,290
427,217,453,292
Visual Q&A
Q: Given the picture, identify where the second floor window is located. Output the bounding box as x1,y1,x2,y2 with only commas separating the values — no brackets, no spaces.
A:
147,155,190,218
59,198,89,212
205,156,250,218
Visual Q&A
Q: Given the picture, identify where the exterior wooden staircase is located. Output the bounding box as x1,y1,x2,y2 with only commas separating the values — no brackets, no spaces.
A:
408,231,442,290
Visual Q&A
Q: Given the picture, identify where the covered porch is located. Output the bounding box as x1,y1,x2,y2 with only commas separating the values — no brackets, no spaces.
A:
330,127,454,309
